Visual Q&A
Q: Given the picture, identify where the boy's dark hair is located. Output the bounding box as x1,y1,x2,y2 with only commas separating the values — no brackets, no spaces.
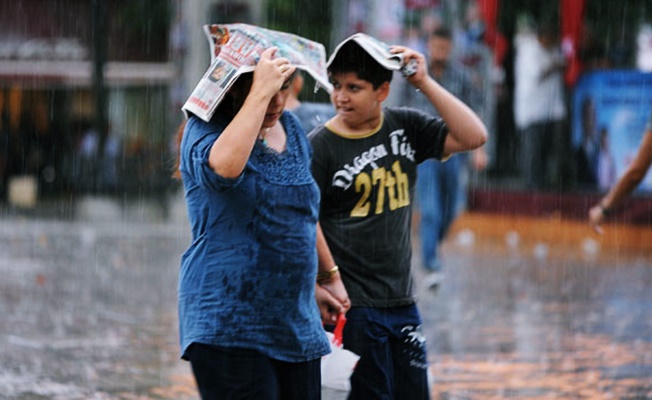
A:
328,41,393,89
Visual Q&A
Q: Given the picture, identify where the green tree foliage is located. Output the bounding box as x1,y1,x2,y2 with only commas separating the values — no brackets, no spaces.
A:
120,0,172,37
119,0,173,59
266,0,333,102
266,0,332,47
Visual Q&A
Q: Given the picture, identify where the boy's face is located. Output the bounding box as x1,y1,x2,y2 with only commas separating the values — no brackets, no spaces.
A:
329,72,388,128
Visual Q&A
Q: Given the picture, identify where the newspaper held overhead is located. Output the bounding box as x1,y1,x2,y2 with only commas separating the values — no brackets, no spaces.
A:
327,32,418,77
183,23,332,122
327,33,404,70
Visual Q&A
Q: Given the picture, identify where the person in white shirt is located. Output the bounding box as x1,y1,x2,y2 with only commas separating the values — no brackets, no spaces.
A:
514,19,567,190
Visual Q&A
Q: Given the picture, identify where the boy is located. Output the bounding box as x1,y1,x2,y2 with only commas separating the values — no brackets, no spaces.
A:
310,36,487,399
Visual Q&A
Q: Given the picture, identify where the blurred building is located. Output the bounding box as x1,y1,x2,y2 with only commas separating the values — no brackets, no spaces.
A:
3,0,649,210
0,0,177,203
0,0,280,206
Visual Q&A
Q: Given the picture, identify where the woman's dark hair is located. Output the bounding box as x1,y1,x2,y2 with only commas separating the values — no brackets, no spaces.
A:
218,73,254,118
328,41,393,89
172,119,187,180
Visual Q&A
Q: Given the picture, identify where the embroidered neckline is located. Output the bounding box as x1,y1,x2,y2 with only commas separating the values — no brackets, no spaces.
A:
251,112,313,185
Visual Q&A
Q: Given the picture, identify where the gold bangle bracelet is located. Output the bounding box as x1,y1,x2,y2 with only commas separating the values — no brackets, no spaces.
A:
317,265,339,283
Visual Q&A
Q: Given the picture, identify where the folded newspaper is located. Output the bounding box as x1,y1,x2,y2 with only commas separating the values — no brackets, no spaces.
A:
183,23,332,122
327,33,403,70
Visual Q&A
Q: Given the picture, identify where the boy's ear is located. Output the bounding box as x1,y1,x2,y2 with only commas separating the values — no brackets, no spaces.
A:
375,81,391,103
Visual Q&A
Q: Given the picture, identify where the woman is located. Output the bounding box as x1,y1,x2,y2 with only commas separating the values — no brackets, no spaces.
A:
175,46,349,399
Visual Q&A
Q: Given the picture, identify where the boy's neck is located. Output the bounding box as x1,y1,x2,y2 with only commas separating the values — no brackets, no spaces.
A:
328,113,383,137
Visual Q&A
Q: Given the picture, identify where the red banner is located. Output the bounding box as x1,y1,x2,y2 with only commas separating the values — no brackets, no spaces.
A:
405,0,439,10
478,0,507,66
561,0,585,86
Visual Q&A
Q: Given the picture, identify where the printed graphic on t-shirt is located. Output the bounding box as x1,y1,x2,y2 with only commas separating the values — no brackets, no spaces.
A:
331,129,415,218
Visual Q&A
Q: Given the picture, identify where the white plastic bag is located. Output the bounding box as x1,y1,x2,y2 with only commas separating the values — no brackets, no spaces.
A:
321,314,359,392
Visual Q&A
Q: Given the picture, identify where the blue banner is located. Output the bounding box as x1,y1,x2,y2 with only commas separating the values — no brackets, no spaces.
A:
571,71,652,193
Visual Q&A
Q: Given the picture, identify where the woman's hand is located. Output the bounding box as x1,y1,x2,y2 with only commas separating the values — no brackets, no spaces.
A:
315,273,350,325
251,47,296,99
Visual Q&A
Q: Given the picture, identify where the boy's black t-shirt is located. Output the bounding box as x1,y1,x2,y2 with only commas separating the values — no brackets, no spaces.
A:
310,107,448,307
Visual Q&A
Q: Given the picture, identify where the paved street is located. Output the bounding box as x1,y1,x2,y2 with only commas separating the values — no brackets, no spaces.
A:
417,235,652,399
0,205,195,400
0,195,650,399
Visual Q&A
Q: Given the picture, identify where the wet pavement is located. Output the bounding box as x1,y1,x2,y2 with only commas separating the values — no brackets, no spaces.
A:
0,196,650,399
417,236,652,399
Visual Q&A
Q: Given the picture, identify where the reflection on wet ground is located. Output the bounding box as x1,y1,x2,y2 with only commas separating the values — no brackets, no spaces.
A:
0,219,196,399
0,212,650,399
420,234,652,399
